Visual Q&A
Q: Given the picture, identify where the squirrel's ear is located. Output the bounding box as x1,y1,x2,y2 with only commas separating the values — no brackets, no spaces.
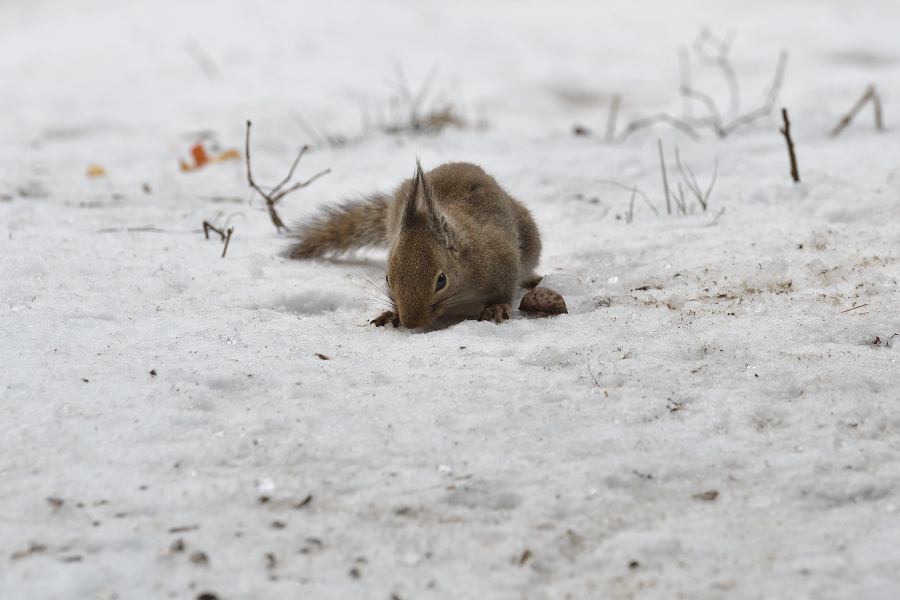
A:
417,161,459,252
400,160,425,228
401,160,458,251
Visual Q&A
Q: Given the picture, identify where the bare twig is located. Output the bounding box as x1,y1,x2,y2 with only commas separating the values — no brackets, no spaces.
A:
289,111,349,148
693,28,740,118
681,87,726,135
675,182,687,215
720,51,789,136
203,220,225,241
616,113,701,142
704,158,718,206
830,84,885,136
98,226,202,234
679,47,692,122
587,361,602,388
674,147,717,211
626,186,637,224
779,108,800,183
183,40,221,81
245,120,331,233
616,31,788,142
596,181,659,215
202,220,233,257
377,63,466,135
221,227,233,258
605,94,621,142
706,207,726,227
658,139,672,215
840,303,868,314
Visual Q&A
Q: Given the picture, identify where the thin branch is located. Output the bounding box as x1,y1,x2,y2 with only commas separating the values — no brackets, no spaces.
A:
616,113,701,143
681,87,726,136
721,51,789,136
183,40,221,81
596,180,659,216
840,303,868,313
605,94,621,142
202,220,234,257
289,111,329,148
779,108,800,183
706,207,726,227
676,182,687,215
98,226,202,234
245,120,331,233
658,139,672,215
626,186,637,224
203,221,226,241
221,227,234,258
693,28,740,118
612,34,788,142
679,47,692,122
704,158,718,205
830,84,885,137
587,360,602,389
674,147,717,211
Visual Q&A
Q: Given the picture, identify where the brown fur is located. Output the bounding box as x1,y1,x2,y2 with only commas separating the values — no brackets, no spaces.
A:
288,161,541,328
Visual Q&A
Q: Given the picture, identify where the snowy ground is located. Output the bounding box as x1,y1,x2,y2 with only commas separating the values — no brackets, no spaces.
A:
2,0,900,598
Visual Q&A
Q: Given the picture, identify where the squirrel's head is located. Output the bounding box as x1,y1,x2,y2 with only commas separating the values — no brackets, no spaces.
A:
386,160,460,329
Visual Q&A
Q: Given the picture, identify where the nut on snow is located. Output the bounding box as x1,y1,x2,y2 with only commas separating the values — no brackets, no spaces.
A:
519,287,568,317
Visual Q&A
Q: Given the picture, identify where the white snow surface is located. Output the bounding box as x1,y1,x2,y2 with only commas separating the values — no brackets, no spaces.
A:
2,0,900,598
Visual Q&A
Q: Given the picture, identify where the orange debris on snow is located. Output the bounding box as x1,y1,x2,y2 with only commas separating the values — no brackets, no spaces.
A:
180,143,240,172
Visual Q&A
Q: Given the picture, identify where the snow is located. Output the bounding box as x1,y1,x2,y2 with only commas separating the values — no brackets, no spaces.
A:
2,0,900,598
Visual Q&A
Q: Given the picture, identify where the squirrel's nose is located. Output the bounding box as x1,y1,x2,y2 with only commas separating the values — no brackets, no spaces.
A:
399,311,429,329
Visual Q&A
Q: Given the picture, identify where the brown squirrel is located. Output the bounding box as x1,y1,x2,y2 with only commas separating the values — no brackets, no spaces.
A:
288,161,542,328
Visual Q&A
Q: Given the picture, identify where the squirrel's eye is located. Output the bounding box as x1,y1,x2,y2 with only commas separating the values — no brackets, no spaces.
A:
435,273,446,292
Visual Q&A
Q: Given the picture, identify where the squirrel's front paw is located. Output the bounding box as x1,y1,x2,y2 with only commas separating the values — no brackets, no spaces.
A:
478,303,511,324
371,311,400,328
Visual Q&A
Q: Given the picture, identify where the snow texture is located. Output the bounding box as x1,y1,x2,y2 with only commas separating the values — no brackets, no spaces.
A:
2,0,899,598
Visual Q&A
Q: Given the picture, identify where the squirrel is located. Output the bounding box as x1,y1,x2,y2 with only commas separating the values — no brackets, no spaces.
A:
288,161,542,329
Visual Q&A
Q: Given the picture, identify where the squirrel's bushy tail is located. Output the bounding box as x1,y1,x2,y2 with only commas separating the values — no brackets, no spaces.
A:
288,194,390,259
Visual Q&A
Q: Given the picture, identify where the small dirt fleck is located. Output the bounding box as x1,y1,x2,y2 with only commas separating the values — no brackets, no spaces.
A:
300,538,323,554
349,566,361,578
693,490,719,501
168,525,200,533
572,124,591,136
46,497,64,508
315,353,330,360
11,543,47,560
271,521,286,529
170,539,185,553
265,553,277,569
196,594,219,600
294,494,312,509
150,369,157,377
189,551,209,565
629,560,640,569
518,549,532,565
